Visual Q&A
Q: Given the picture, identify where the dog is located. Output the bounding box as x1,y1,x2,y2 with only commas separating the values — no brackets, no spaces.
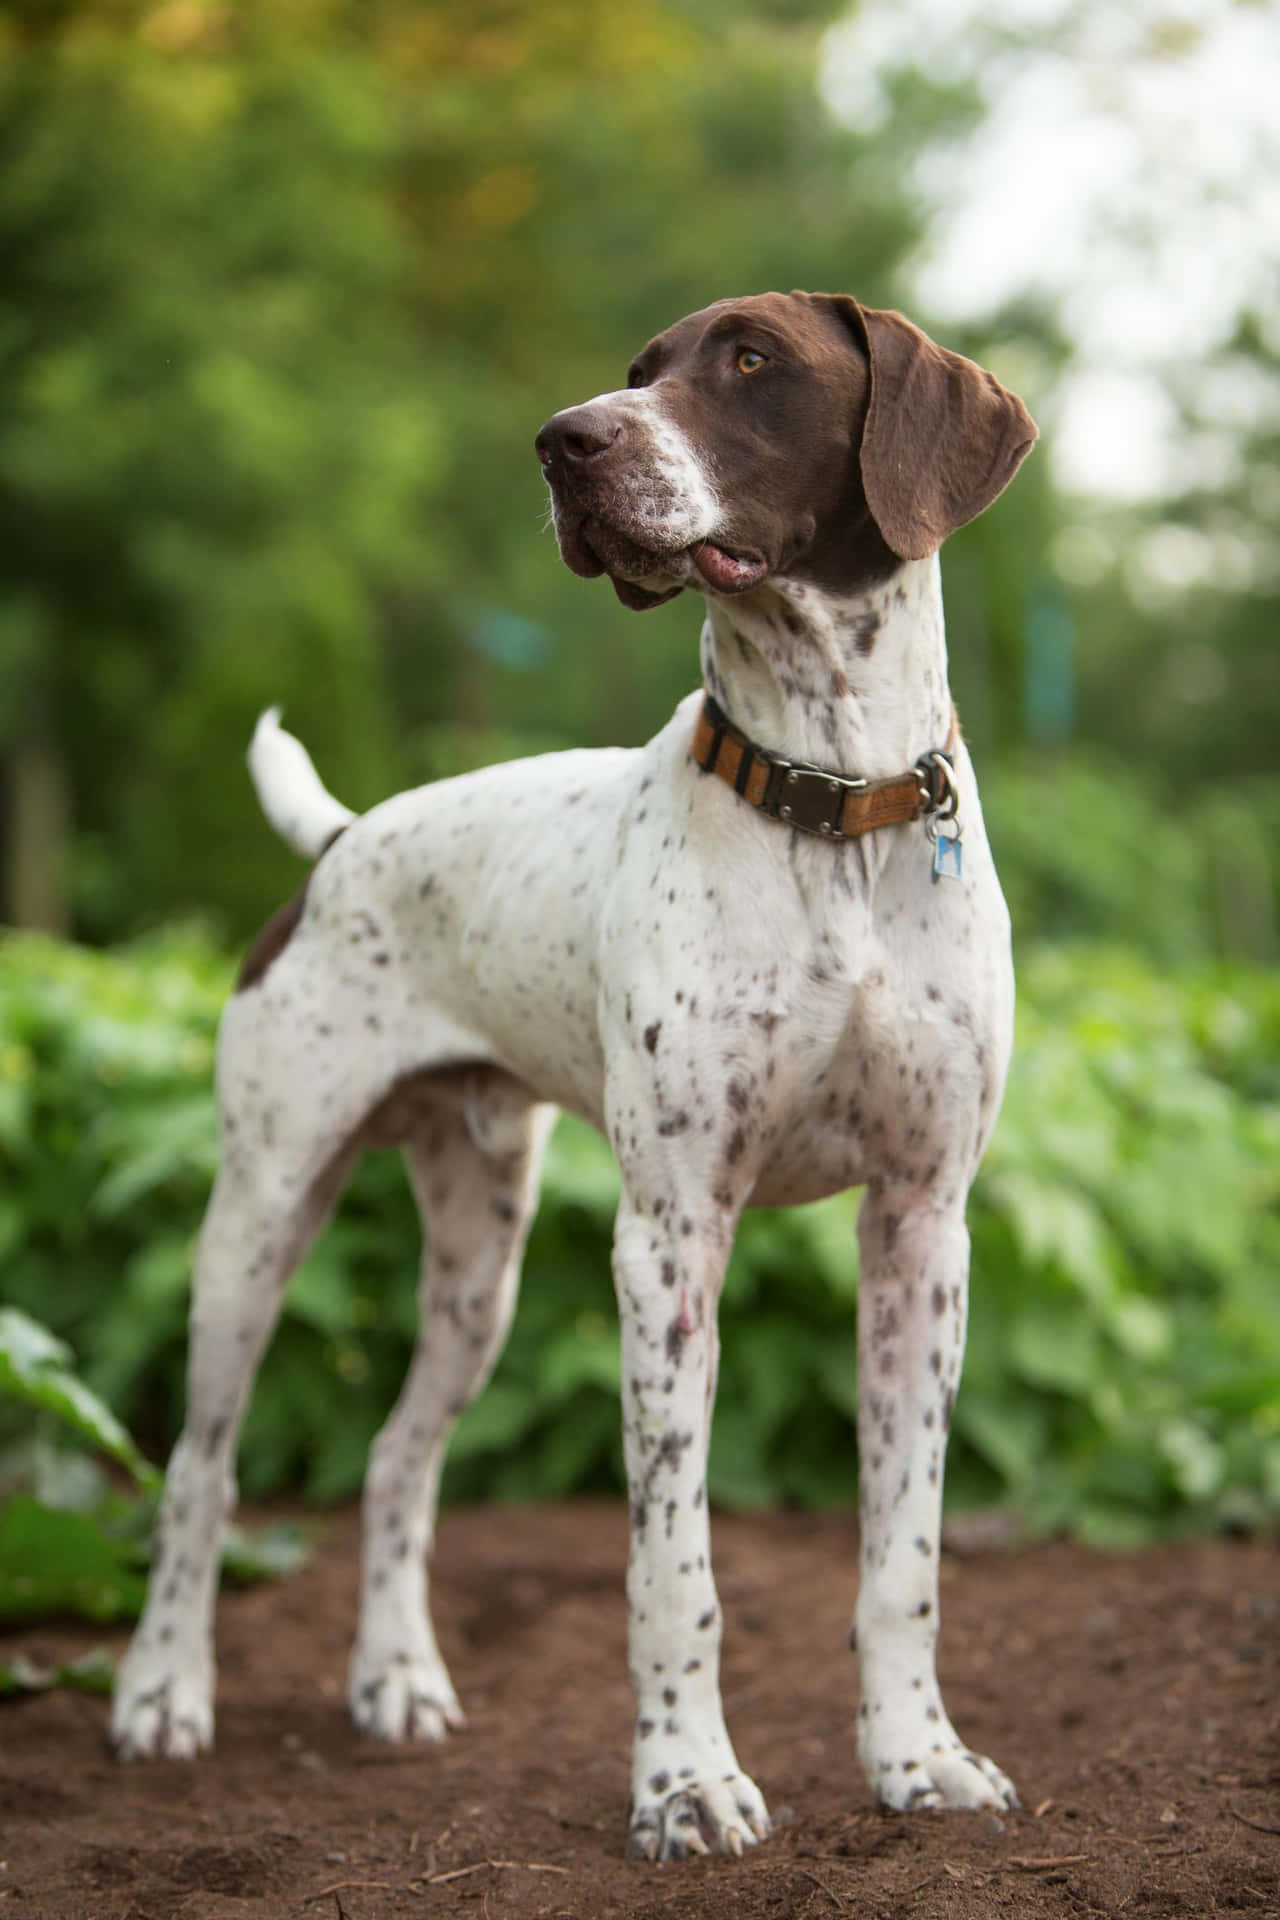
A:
112,290,1036,1861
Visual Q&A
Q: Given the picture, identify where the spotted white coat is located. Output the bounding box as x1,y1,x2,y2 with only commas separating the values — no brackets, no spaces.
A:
113,292,1030,1862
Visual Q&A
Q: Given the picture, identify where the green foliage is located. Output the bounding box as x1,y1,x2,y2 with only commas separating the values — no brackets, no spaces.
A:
984,754,1279,967
4,0,1274,1599
2,0,1277,993
0,1307,158,1491
0,926,227,1459
0,1495,146,1624
0,0,968,943
1054,315,1280,800
962,944,1280,1543
2,928,1276,1543
0,1646,115,1698
0,1302,155,1625
0,1107,311,1637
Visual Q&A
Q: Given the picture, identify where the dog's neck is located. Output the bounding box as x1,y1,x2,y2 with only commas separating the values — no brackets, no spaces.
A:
697,555,951,780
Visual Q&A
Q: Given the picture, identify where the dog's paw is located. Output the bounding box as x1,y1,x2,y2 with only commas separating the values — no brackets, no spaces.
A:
111,1665,214,1762
626,1770,772,1862
863,1718,1018,1812
349,1649,465,1743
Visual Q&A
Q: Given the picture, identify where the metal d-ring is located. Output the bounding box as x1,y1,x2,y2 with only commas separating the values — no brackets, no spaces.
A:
918,750,963,880
918,749,959,824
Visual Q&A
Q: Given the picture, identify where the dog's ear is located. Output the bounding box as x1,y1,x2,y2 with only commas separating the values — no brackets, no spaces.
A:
835,300,1038,561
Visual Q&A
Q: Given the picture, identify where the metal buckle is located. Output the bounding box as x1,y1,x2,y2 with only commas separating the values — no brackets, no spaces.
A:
762,757,868,837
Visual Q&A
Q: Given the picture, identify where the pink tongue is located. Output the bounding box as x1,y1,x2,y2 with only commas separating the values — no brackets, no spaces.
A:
692,542,768,593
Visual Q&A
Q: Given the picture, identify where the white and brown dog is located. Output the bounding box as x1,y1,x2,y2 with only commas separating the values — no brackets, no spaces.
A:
112,291,1036,1861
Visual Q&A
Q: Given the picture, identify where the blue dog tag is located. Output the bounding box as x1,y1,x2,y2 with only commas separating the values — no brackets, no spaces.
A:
932,832,963,882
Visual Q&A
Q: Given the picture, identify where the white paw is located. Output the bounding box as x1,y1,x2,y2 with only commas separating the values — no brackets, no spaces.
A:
861,1707,1018,1812
627,1769,772,1861
349,1649,465,1742
112,1661,214,1761
876,1741,1017,1811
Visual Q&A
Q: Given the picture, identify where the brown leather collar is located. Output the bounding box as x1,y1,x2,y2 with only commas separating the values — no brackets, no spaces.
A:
690,693,961,841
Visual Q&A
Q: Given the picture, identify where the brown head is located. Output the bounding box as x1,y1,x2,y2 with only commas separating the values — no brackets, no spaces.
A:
535,291,1037,609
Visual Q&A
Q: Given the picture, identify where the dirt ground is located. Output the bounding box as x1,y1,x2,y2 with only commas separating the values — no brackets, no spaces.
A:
1,1502,1278,1920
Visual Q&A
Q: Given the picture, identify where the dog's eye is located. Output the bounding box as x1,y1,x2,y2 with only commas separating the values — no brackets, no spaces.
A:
736,348,767,375
626,364,647,388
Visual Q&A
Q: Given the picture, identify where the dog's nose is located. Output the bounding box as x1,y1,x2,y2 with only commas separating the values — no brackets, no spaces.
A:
536,404,622,469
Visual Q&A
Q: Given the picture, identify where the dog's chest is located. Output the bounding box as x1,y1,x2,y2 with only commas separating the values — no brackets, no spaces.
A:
708,834,1009,1208
743,960,983,1206
595,746,1012,1208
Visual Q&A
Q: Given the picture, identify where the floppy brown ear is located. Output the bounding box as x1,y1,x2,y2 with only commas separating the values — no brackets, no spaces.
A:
843,301,1038,561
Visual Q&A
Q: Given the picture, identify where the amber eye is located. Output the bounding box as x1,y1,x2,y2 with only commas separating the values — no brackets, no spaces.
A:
626,364,646,388
736,347,767,374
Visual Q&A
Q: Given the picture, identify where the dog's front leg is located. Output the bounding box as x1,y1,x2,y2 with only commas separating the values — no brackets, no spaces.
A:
853,1182,1018,1810
612,1198,771,1860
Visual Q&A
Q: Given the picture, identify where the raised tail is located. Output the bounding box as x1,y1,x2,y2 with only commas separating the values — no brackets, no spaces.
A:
247,708,357,859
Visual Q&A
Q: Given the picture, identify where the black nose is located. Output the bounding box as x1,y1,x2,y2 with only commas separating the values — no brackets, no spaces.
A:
535,403,622,469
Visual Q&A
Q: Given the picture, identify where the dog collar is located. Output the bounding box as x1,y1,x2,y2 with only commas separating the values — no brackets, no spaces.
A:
690,692,961,846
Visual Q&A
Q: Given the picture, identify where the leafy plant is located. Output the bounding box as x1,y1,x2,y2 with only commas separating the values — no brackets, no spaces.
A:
2,927,1277,1546
961,944,1280,1541
0,1494,147,1626
0,1279,308,1662
0,1307,159,1494
0,1305,157,1626
0,1647,115,1699
984,753,1279,967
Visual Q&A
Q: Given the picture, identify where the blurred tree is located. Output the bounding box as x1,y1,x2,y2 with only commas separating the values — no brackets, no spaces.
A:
1012,303,1280,960
815,0,1280,931
0,0,973,941
0,5,440,935
1068,307,1280,782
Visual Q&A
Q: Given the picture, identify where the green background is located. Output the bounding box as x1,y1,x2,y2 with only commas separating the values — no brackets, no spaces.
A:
1,0,1277,1571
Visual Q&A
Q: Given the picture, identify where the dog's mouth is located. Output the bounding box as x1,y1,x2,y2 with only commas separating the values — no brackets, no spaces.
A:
610,574,683,611
564,515,770,609
689,542,770,595
566,520,683,609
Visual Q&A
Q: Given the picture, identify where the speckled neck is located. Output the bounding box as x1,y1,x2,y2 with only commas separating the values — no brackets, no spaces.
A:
697,555,952,781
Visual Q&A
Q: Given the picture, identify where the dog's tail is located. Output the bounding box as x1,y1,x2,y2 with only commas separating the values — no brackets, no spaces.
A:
247,708,356,860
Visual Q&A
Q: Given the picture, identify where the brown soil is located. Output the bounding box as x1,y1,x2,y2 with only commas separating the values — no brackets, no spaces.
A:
2,1503,1278,1919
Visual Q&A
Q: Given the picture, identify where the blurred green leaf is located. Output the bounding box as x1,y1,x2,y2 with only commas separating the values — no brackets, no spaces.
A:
1006,1304,1099,1397
0,1307,159,1490
0,1497,145,1623
220,1521,312,1586
0,1647,116,1698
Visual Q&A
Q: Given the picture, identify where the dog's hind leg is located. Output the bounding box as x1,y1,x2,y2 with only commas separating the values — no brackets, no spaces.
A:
111,953,415,1762
349,1073,555,1742
111,1142,346,1759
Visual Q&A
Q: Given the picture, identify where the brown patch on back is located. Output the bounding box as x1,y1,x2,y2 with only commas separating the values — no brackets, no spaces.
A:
236,886,310,992
236,827,347,993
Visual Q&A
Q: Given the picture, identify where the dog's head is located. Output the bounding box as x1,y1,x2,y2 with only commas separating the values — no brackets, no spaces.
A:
535,291,1037,609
